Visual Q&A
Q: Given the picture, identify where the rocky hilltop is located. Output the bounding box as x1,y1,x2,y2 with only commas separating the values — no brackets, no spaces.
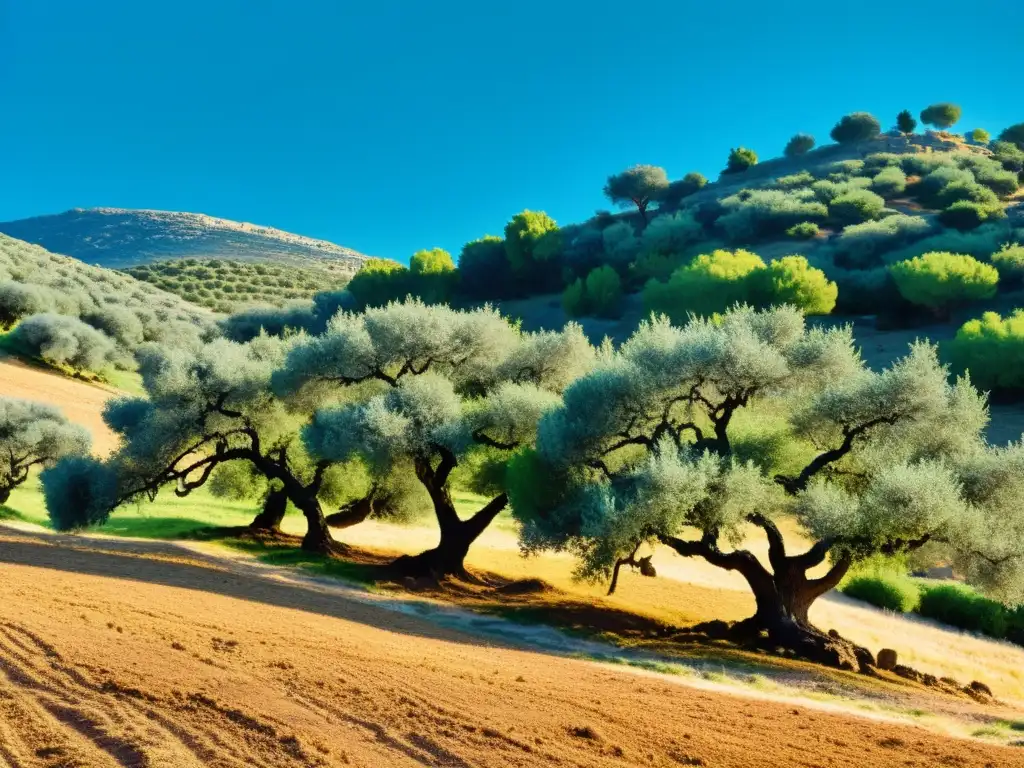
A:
0,208,370,270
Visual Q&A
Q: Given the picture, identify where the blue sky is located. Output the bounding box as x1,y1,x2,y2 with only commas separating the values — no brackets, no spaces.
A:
1,1,1022,262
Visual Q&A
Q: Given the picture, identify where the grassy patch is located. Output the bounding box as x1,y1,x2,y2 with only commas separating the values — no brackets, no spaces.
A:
219,538,382,586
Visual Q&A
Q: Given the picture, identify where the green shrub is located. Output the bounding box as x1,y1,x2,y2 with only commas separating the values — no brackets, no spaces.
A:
991,243,1024,284
717,190,827,241
946,310,1024,393
881,221,1016,265
865,152,903,173
563,267,622,318
830,112,881,143
724,147,758,174
601,221,642,266
585,265,623,318
830,214,933,269
346,257,410,308
914,166,975,206
641,211,703,255
896,110,917,134
811,177,872,204
889,252,999,314
841,573,920,613
939,200,1006,231
871,167,907,197
786,222,820,239
936,181,1000,208
918,583,1007,637
968,128,990,144
643,249,765,321
504,210,562,283
749,255,837,315
1000,123,1024,150
660,173,707,206
561,278,587,317
920,103,962,130
992,140,1024,173
784,133,815,157
775,170,815,189
829,189,886,224
901,153,957,176
458,235,512,300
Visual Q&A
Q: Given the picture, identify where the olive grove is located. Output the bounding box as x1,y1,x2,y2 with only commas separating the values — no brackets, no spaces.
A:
275,299,596,577
508,305,1024,670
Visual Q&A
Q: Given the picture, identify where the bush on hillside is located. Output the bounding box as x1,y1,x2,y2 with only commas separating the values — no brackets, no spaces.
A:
41,456,119,531
561,278,586,318
871,167,908,197
11,314,127,374
946,310,1024,393
864,152,903,173
920,103,962,130
640,210,703,255
830,112,881,144
643,249,765,322
889,252,998,315
896,110,917,135
786,221,820,239
968,128,990,144
585,265,623,318
723,147,758,174
918,583,1007,638
831,267,902,315
458,235,512,300
784,133,815,158
811,177,872,204
0,281,55,329
659,173,707,206
81,307,145,348
601,221,642,267
717,190,827,241
504,210,562,289
1000,123,1024,150
345,258,409,308
991,141,1024,173
991,243,1024,285
841,572,920,613
830,214,933,269
936,180,1000,209
561,266,622,319
913,166,976,207
775,171,815,189
829,189,886,225
939,200,1006,231
748,255,837,315
219,302,318,342
880,221,1017,265
409,247,457,303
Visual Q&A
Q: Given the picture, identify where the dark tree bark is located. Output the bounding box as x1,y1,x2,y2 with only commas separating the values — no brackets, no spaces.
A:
659,516,875,672
390,452,507,580
248,488,287,532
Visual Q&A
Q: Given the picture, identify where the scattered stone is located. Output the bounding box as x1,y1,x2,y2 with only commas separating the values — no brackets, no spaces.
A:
827,629,840,639
876,648,898,671
568,725,602,741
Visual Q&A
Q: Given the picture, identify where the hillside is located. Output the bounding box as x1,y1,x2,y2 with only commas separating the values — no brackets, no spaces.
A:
123,258,353,313
0,208,370,271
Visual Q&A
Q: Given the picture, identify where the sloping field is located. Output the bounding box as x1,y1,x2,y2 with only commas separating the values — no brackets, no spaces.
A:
0,356,119,455
0,529,1021,768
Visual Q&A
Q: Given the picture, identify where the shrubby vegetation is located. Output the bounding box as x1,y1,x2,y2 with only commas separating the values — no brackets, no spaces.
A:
507,305,1024,669
643,250,835,320
830,112,881,144
920,103,961,130
842,571,920,613
724,147,758,174
717,190,827,241
784,134,815,158
991,243,1024,285
562,266,623,319
896,110,917,135
124,258,351,312
946,311,1024,394
0,398,90,504
828,189,886,225
889,252,998,317
604,165,669,222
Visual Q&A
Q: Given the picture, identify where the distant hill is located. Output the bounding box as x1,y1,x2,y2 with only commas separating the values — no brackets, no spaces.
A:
0,208,371,271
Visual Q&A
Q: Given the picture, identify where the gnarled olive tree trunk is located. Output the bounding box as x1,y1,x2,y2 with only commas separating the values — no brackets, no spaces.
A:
248,488,288,532
660,515,875,672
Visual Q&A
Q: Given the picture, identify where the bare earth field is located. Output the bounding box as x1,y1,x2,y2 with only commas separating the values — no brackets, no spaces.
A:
4,342,1024,765
2,530,1024,768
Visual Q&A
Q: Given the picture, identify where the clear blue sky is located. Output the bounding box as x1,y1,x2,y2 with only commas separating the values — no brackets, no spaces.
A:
2,1,1022,262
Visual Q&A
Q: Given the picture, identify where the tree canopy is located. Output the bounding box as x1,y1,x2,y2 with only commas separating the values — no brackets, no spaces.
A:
0,398,90,505
604,166,669,222
508,305,1017,669
920,103,962,130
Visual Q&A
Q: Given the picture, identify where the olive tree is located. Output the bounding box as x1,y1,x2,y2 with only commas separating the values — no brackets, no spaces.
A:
920,103,962,130
604,165,669,223
45,335,345,552
511,305,1002,671
0,398,90,504
275,299,595,578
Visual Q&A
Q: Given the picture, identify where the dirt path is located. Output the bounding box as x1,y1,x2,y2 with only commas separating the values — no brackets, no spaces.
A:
0,530,1021,767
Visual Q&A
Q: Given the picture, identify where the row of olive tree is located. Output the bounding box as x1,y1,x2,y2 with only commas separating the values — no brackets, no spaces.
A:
44,300,595,577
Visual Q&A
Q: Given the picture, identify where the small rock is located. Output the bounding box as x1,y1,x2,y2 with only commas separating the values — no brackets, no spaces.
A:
876,648,898,671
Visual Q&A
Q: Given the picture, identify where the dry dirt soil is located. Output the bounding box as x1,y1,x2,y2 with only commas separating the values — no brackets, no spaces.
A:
1,529,1023,768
